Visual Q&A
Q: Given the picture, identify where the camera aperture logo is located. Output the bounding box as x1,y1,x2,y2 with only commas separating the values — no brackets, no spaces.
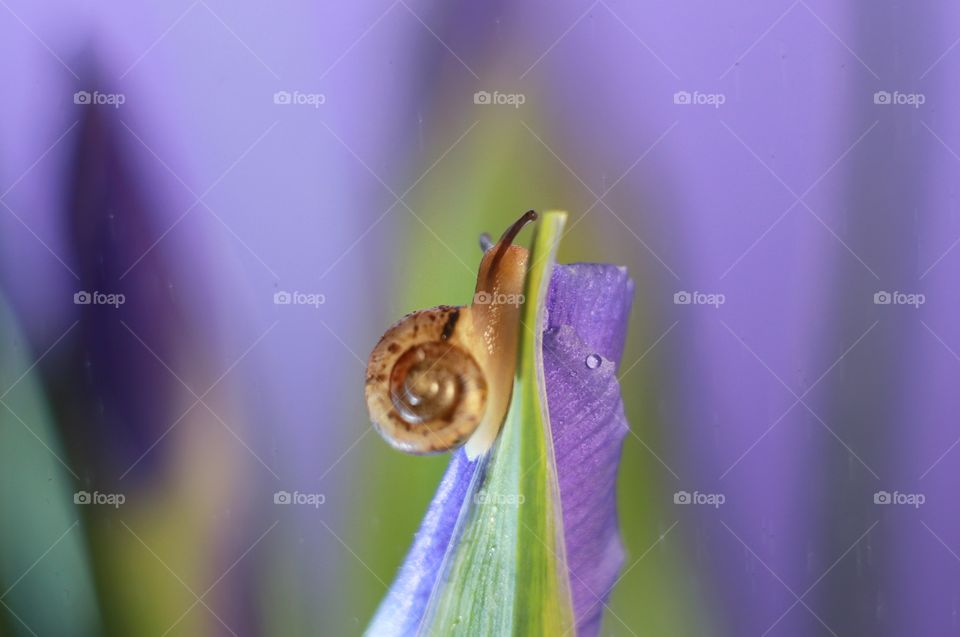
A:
74,490,125,508
273,90,326,108
874,490,924,508
74,290,125,308
473,90,526,108
274,490,325,508
674,290,725,308
273,290,325,308
873,90,925,108
673,90,726,109
674,490,725,508
472,291,525,307
873,290,924,308
473,492,525,506
73,90,126,108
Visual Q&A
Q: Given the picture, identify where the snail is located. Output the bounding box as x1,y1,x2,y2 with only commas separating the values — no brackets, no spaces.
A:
364,211,536,458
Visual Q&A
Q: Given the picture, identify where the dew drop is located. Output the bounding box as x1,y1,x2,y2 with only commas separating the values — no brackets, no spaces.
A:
585,353,602,369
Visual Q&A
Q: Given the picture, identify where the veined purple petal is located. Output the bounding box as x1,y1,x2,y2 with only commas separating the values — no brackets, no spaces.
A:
369,263,633,636
546,264,633,366
546,264,633,637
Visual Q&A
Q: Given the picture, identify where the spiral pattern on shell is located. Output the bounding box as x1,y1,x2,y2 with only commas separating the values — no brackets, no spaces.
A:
365,306,488,454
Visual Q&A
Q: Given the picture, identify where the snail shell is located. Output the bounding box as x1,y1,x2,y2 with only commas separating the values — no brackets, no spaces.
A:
365,307,487,453
364,211,535,457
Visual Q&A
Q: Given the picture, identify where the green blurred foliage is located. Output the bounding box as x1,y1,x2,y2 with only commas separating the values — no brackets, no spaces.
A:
0,297,100,637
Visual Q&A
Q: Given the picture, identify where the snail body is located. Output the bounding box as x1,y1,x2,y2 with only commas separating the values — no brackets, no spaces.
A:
364,211,535,458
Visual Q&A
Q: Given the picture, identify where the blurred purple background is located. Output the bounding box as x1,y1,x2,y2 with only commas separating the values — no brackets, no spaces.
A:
1,1,959,635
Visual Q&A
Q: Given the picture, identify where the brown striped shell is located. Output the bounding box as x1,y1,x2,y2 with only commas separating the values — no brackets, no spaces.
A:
365,306,487,453
364,211,536,456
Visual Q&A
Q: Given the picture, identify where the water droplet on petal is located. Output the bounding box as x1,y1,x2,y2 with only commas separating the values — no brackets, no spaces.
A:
585,353,602,369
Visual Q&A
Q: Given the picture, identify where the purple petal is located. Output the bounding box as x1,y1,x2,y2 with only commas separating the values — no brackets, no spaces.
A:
546,264,633,637
369,263,633,636
367,451,478,636
546,264,633,366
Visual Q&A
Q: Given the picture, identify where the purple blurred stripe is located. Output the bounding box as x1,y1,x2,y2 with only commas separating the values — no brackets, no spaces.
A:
864,2,960,635
1,1,433,632
524,2,862,634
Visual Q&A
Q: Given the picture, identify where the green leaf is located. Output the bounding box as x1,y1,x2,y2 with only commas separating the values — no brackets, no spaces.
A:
0,298,102,637
419,211,574,635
